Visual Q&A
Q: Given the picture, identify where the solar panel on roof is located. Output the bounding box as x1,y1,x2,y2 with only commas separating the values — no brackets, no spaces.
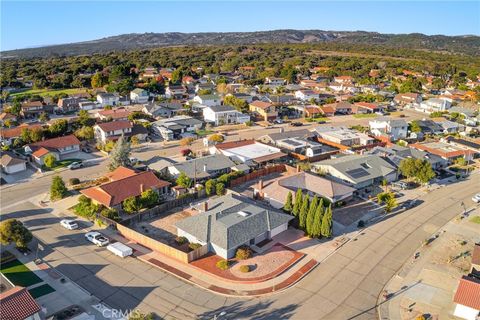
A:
283,139,303,146
346,168,369,179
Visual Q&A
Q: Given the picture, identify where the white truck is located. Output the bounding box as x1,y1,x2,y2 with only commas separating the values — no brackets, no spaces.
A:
107,242,133,258
85,232,109,247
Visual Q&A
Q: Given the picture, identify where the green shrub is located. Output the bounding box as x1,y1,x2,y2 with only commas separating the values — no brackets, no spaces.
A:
175,236,188,245
239,265,250,273
235,246,253,260
69,178,80,185
74,195,98,220
100,208,119,221
216,183,225,196
188,243,202,250
216,259,230,270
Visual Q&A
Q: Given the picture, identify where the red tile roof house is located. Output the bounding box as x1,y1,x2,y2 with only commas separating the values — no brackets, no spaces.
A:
94,120,133,144
24,135,81,165
472,243,480,272
0,124,43,146
95,108,131,121
81,166,171,210
453,276,480,320
0,286,42,320
354,102,385,114
410,141,476,164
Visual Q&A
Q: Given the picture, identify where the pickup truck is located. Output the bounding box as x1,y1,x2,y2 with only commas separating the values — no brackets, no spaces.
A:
85,232,109,247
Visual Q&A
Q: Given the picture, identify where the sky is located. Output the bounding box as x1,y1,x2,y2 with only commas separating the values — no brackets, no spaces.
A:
1,1,479,51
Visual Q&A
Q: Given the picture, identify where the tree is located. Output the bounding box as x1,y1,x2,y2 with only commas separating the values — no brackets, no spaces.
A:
49,119,68,136
10,102,21,116
283,192,293,213
311,202,324,238
50,176,68,200
30,127,44,142
171,69,183,84
44,154,56,168
128,311,154,320
299,194,310,230
140,189,159,208
39,112,50,122
384,197,398,213
100,208,119,221
78,110,95,127
306,195,318,236
74,126,94,140
320,205,333,238
208,134,224,143
123,196,142,214
409,120,421,133
176,172,192,188
223,95,248,112
108,135,131,171
205,179,216,196
180,137,195,146
399,158,435,184
292,189,303,217
398,158,417,180
216,183,225,196
130,136,139,146
91,72,106,88
0,219,33,249
21,128,32,144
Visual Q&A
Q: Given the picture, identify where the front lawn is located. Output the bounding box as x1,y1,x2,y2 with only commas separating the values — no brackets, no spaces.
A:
469,216,480,224
10,88,89,99
28,284,55,298
0,259,43,287
195,129,214,137
353,113,378,119
42,159,82,171
306,117,329,123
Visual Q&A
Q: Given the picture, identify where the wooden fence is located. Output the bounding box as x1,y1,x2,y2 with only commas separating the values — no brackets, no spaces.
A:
229,164,287,187
116,224,208,263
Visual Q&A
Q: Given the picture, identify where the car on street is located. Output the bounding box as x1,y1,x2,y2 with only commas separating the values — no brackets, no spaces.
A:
60,219,78,230
290,122,303,127
85,232,109,247
81,147,92,153
472,193,480,203
273,119,283,124
68,161,83,170
403,199,420,209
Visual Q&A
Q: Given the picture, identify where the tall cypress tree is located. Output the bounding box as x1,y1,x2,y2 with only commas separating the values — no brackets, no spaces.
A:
299,194,310,230
283,192,293,213
306,195,318,236
292,189,303,217
321,204,333,238
311,203,324,238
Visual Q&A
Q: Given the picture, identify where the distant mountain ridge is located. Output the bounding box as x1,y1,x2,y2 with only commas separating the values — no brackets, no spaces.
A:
2,29,480,58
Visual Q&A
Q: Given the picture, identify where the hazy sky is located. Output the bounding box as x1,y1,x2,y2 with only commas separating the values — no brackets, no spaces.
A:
2,1,479,50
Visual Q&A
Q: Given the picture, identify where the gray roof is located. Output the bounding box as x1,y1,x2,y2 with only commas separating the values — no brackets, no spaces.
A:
208,105,237,112
314,154,396,184
262,129,313,143
171,154,236,179
449,107,476,117
373,117,408,127
366,145,444,167
198,94,220,100
176,194,293,250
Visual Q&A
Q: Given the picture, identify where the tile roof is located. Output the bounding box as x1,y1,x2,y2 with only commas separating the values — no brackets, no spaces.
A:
81,169,170,207
32,147,50,158
472,243,480,266
250,101,272,110
106,166,138,181
96,120,133,132
29,135,80,150
0,286,41,320
453,276,480,310
97,109,131,119
214,140,256,150
0,124,43,139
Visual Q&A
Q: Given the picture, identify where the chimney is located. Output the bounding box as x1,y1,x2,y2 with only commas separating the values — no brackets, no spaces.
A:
203,201,209,212
140,184,144,193
258,179,263,191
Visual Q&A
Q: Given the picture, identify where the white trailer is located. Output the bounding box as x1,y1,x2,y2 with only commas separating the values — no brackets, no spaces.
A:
107,242,133,258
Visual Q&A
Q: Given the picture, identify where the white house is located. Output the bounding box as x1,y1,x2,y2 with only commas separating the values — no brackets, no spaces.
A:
453,276,480,320
94,121,133,144
369,118,408,141
97,93,120,107
328,82,358,94
130,88,149,104
25,135,81,165
265,77,286,85
193,94,221,107
294,90,319,101
418,98,452,113
203,105,250,126
165,85,187,99
1,153,27,174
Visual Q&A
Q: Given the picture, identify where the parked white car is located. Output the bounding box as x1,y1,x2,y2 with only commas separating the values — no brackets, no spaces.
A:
107,242,133,258
60,219,78,230
85,232,109,247
472,194,480,203
68,161,83,170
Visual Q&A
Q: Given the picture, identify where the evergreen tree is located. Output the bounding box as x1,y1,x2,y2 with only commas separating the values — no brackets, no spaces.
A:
292,189,303,217
50,176,68,200
311,204,324,238
108,135,131,171
299,194,310,230
283,192,293,213
306,195,318,236
321,205,333,238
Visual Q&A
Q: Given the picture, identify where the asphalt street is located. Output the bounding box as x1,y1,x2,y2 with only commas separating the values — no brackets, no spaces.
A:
2,174,478,319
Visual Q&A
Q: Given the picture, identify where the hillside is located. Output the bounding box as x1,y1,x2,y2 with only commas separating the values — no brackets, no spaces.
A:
2,30,480,59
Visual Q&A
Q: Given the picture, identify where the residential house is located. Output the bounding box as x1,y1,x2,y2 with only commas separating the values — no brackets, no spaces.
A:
176,194,293,259
318,105,335,117
130,88,149,104
78,100,99,110
94,120,133,143
211,140,287,166
142,102,183,119
0,113,17,126
334,76,354,84
229,93,254,104
0,286,42,320
354,102,385,114
295,90,319,101
275,137,338,159
203,105,250,126
322,102,355,115
410,141,476,163
448,107,477,119
167,154,237,181
193,94,221,107
329,82,358,93
452,276,480,320
95,108,131,121
152,115,203,141
0,124,43,146
303,105,323,118
25,135,81,165
255,171,355,208
165,85,188,99
81,167,170,210
1,152,27,174
57,98,84,113
445,137,480,157
265,77,286,85
313,154,397,189
21,101,54,118
394,93,422,106
418,98,452,113
312,126,375,147
97,93,120,107
369,118,408,141
249,101,278,122
366,145,447,170
414,119,444,135
266,94,295,105
436,120,465,134
257,128,314,145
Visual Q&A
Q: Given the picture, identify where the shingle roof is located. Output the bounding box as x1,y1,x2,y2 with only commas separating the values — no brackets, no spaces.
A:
0,153,26,167
96,120,132,132
453,276,480,310
0,286,41,320
250,101,272,110
171,154,236,179
472,243,480,266
208,105,237,112
29,135,80,150
0,124,43,139
175,194,293,250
